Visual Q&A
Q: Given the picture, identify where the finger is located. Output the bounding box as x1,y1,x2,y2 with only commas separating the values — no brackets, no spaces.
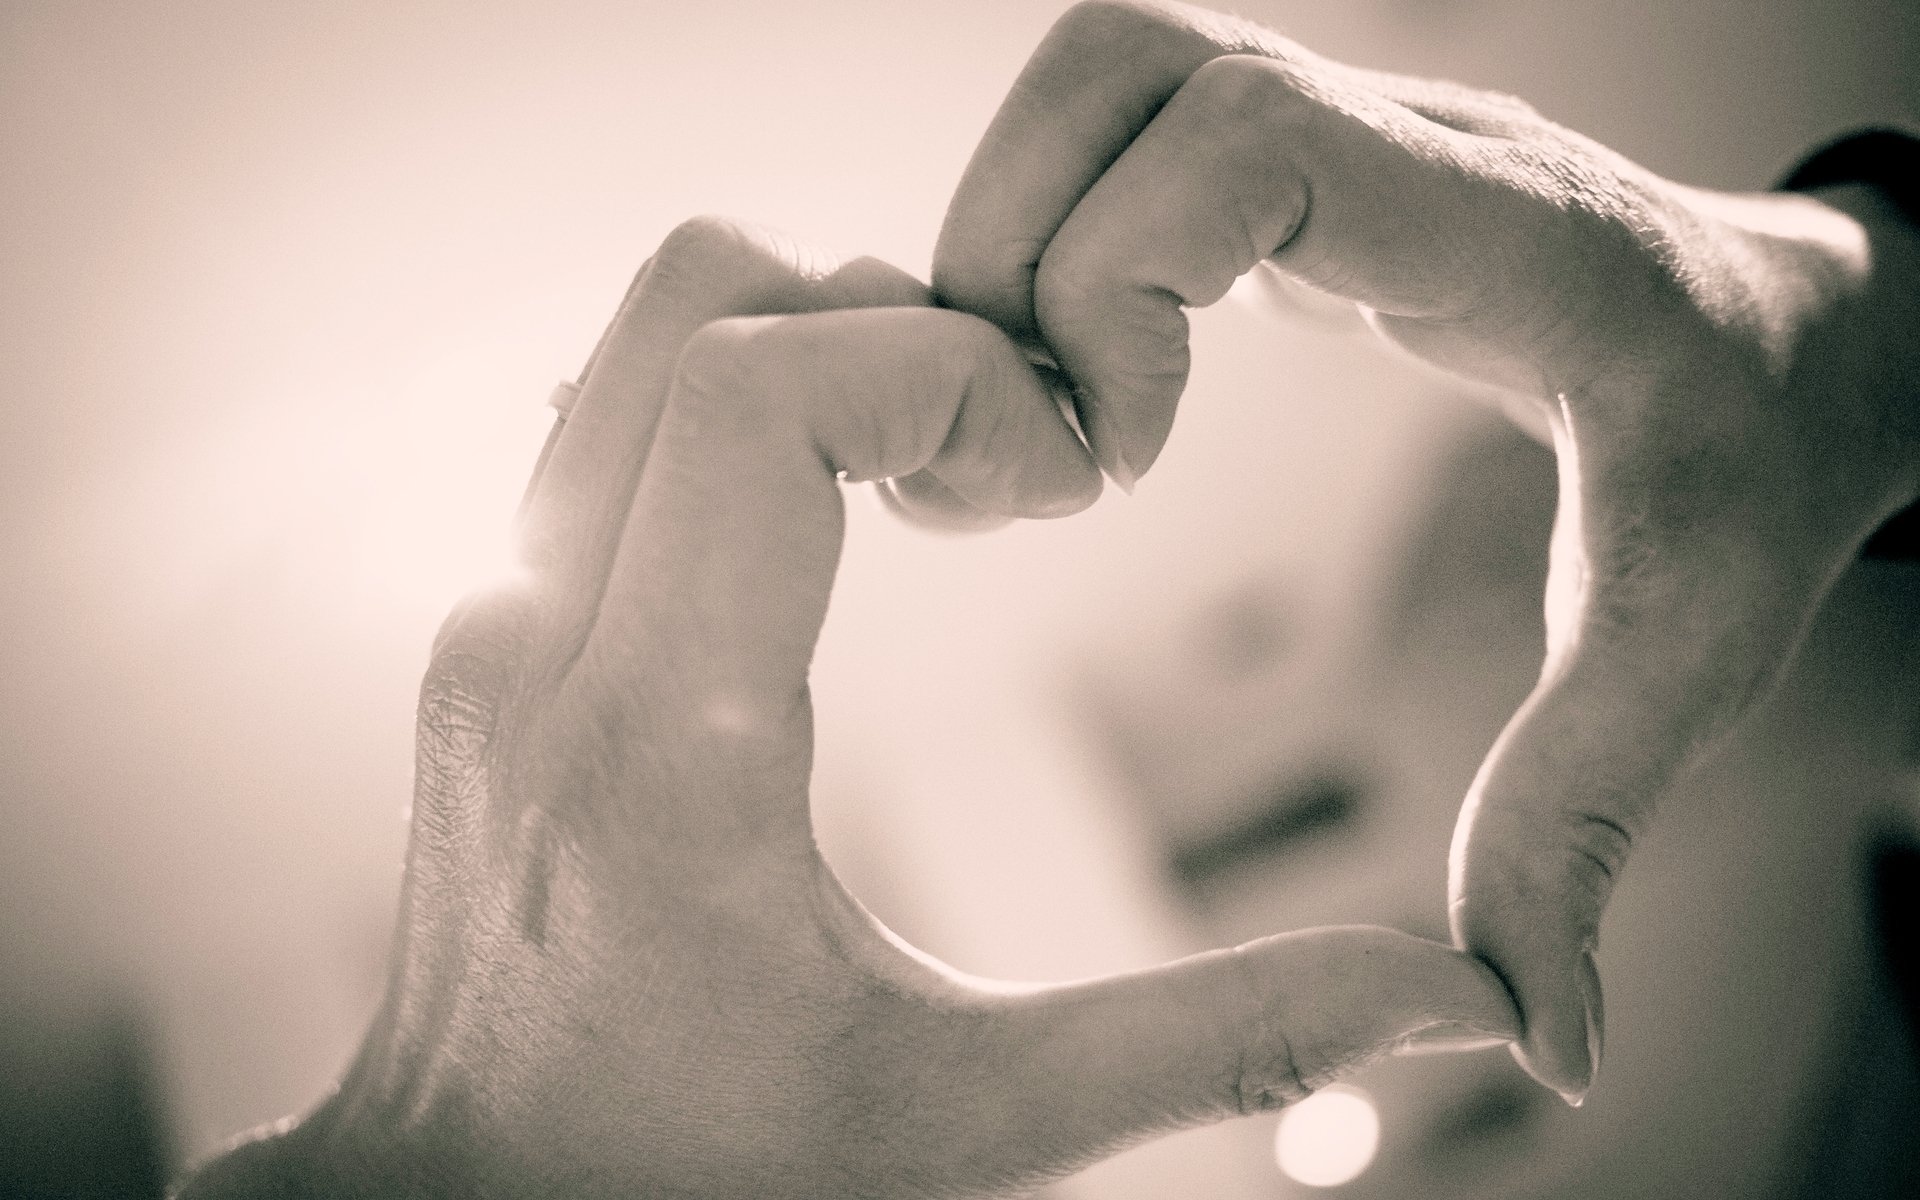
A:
571,306,1099,823
887,342,1097,521
423,250,669,697
872,471,1013,535
878,356,1093,532
1449,491,1834,1103
1029,52,1505,485
933,0,1274,336
512,247,660,515
875,926,1517,1188
510,256,655,525
937,0,1525,485
512,220,929,661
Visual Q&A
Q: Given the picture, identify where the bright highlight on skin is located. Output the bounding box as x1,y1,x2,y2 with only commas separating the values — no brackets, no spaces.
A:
1274,1086,1381,1188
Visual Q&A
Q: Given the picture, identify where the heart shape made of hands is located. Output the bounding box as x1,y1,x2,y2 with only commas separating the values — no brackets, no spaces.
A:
183,7,1920,1198
282,216,1522,1200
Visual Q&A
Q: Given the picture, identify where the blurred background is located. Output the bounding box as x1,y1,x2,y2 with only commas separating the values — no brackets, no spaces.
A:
3,0,1918,1195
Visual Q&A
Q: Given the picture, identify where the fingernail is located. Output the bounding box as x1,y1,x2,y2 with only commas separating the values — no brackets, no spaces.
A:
1400,1022,1514,1056
1027,356,1138,494
1559,949,1605,1108
1583,948,1605,1088
1079,401,1137,494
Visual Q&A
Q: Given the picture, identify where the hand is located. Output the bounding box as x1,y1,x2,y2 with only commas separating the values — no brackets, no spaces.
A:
177,216,1517,1199
931,0,1920,1103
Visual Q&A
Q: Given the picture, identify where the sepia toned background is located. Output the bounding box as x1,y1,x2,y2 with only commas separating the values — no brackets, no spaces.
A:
4,1,1918,1195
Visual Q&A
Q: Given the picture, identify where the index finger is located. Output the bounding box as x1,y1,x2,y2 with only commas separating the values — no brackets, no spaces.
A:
560,306,1098,853
932,0,1280,334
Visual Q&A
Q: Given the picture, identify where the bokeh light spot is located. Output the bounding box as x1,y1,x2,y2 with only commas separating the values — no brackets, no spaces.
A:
1274,1086,1380,1188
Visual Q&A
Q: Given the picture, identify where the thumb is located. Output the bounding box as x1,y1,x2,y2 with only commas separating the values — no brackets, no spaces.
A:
900,927,1517,1188
1447,499,1834,1105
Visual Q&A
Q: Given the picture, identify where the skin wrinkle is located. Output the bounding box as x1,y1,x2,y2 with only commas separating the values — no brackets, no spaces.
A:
173,2,1920,1183
1562,815,1628,887
1037,271,1189,386
944,316,1081,513
1168,57,1315,283
945,5,1206,325
512,810,559,949
1222,942,1308,1115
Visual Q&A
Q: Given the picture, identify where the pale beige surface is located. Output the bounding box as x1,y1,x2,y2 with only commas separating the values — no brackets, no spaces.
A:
2,1,1916,1194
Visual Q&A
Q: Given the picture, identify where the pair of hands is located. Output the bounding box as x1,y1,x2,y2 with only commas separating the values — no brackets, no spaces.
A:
182,2,1920,1197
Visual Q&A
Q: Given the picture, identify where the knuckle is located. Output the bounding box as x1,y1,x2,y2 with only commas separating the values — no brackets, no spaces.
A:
1233,1040,1310,1114
949,438,1028,517
426,587,532,694
649,215,822,305
1181,52,1312,124
1051,0,1182,50
417,589,532,767
657,213,762,271
416,670,496,766
949,306,1012,362
1417,79,1543,136
961,385,1061,514
1478,87,1541,124
1033,232,1161,331
817,254,930,309
1230,1013,1316,1114
946,311,1027,415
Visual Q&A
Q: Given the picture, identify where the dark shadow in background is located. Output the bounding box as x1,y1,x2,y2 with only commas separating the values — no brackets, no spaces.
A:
0,981,173,1200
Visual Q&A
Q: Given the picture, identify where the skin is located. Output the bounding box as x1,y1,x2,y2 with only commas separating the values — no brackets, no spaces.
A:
175,1,1919,1192
925,0,1920,1105
174,218,1516,1200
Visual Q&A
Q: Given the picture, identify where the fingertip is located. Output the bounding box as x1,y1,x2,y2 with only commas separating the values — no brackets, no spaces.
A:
1451,947,1525,1044
1239,928,1526,1094
1449,862,1596,1101
1027,460,1106,517
1447,709,1639,1107
917,317,1109,519
1033,417,1108,515
1042,349,1179,495
871,473,1012,535
1074,393,1143,493
1489,947,1599,1106
871,454,1100,531
1572,947,1605,1104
